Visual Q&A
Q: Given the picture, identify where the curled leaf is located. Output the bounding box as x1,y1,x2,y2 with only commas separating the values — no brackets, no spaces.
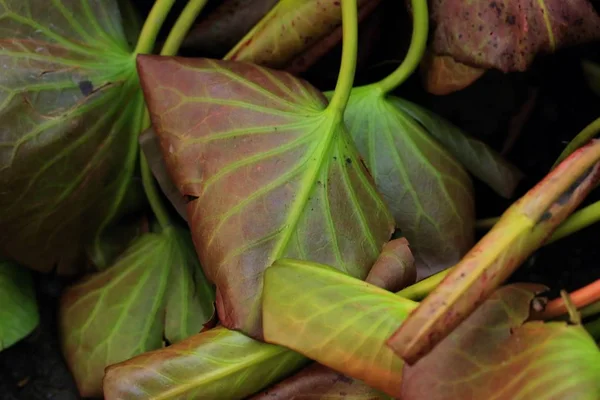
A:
137,55,394,338
103,326,309,399
420,53,485,95
0,0,144,273
0,260,39,350
366,237,416,291
263,259,417,397
60,227,215,397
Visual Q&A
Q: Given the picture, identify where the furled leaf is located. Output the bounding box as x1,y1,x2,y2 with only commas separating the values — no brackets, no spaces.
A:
137,55,394,337
365,237,416,292
0,260,39,350
430,0,600,72
0,0,144,273
402,285,600,400
103,326,309,399
388,139,600,364
420,53,485,95
263,259,417,397
331,85,475,279
250,363,392,400
60,227,215,397
392,97,524,198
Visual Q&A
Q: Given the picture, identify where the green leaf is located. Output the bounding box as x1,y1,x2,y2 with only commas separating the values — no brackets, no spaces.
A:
263,258,417,398
401,285,600,400
0,260,39,350
60,226,215,397
250,363,392,400
392,97,524,198
0,0,144,273
103,326,309,399
332,86,475,279
137,55,394,338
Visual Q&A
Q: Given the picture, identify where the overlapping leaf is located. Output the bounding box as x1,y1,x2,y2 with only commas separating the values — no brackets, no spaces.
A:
103,326,309,399
250,363,392,400
263,259,417,397
365,237,415,292
334,86,475,278
0,0,144,273
137,55,394,337
430,0,600,72
401,285,600,400
0,260,39,350
420,53,485,95
60,227,215,397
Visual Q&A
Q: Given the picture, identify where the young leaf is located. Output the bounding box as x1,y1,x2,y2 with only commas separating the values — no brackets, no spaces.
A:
263,259,418,397
392,97,524,198
0,260,39,350
137,56,394,337
60,227,215,397
331,85,475,279
430,0,600,72
250,363,392,400
103,326,309,399
420,53,485,95
401,285,600,400
0,0,144,273
365,237,416,292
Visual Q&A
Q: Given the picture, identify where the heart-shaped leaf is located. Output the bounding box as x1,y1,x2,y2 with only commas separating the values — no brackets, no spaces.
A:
401,285,600,400
0,260,39,350
60,227,215,397
137,55,394,337
103,326,309,399
0,0,144,273
263,259,417,397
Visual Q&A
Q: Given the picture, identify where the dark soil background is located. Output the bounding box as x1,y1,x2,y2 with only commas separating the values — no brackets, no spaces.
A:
1,0,599,398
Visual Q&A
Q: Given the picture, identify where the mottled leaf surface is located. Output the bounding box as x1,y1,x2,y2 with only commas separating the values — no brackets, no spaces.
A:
430,0,600,72
263,259,417,397
103,326,309,400
0,260,39,350
402,285,600,400
332,86,475,279
250,363,392,400
137,55,394,337
393,97,524,198
0,0,143,273
60,227,215,397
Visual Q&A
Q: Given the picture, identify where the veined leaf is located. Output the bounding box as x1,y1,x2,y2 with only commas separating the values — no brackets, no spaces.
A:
330,85,475,279
60,227,215,397
263,259,417,398
392,97,524,198
250,363,392,400
0,0,144,273
103,326,309,399
0,260,39,350
137,55,394,337
402,285,600,400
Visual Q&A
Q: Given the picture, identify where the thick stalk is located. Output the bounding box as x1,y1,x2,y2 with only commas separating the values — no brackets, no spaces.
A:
134,0,177,55
161,0,210,56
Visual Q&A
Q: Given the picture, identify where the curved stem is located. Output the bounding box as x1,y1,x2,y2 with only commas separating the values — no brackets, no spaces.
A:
535,279,600,320
396,268,451,300
580,300,600,319
134,0,177,55
326,0,358,115
553,116,600,168
141,148,172,229
374,0,428,93
161,0,209,56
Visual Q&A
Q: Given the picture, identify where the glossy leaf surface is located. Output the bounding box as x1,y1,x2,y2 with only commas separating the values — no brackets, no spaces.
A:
402,285,600,400
430,0,600,72
263,259,417,397
103,326,309,399
0,0,144,273
0,260,39,350
250,363,392,400
137,55,394,337
334,85,475,279
60,227,214,397
393,97,524,198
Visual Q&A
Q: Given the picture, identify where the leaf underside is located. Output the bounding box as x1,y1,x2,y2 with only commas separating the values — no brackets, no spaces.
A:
0,0,143,273
137,55,394,337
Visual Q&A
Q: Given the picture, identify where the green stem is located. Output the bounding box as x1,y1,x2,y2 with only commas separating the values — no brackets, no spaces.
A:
133,0,177,55
580,300,600,319
396,268,450,300
553,117,600,168
374,0,428,93
326,0,358,115
584,316,600,339
161,0,209,56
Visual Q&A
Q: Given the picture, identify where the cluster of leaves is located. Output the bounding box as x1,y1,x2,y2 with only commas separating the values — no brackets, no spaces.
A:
0,0,599,399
